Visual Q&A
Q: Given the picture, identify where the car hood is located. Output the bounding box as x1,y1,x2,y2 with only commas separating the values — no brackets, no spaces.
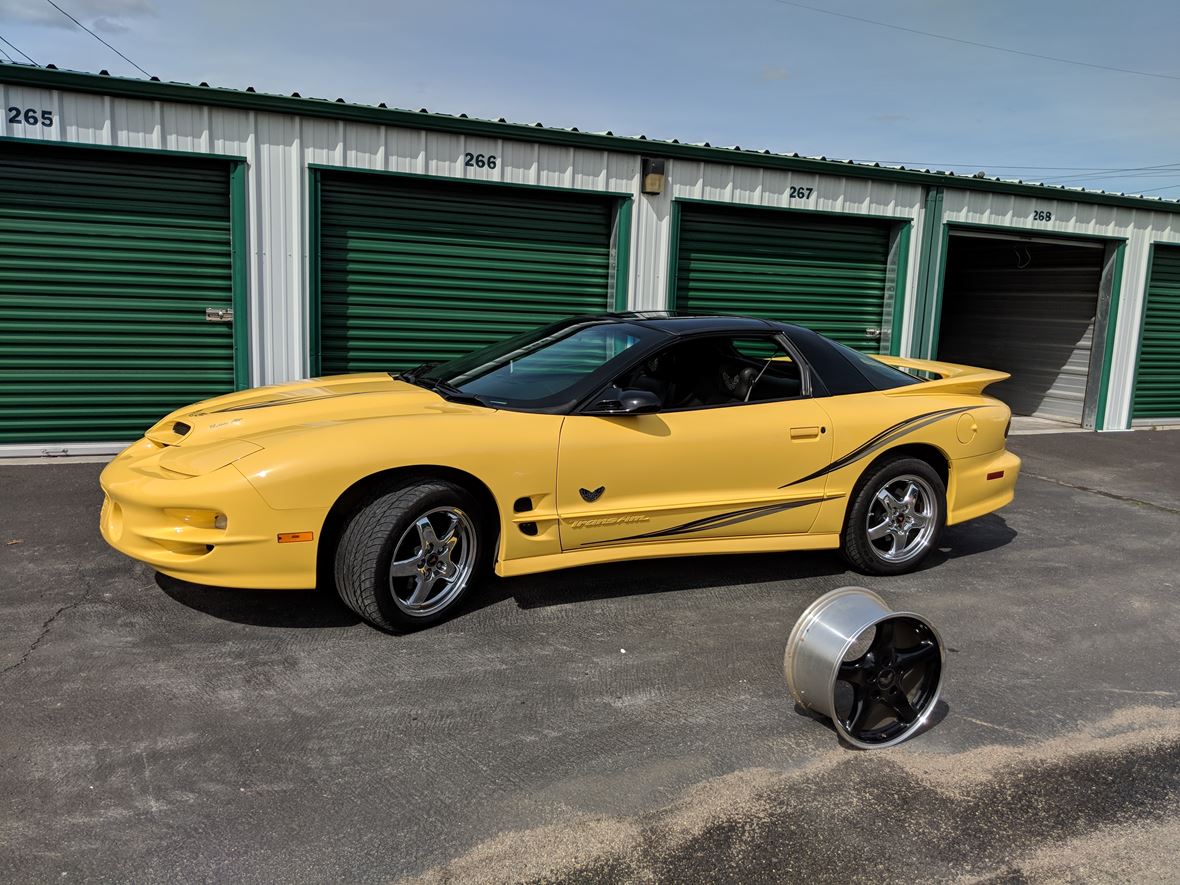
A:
144,373,474,450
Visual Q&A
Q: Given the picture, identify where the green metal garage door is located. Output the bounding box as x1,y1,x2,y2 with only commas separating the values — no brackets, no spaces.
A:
1133,245,1180,420
673,204,893,351
0,145,238,446
316,173,618,374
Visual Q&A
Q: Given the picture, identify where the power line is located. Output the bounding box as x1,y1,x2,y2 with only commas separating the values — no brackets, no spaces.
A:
0,32,36,65
0,43,15,63
1132,182,1180,195
767,0,1180,82
43,0,151,78
867,161,1118,171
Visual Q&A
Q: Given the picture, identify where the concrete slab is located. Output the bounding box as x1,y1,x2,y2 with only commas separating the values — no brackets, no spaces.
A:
1,437,1178,883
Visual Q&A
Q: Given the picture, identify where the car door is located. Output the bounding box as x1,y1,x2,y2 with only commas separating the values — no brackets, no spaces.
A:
556,333,835,551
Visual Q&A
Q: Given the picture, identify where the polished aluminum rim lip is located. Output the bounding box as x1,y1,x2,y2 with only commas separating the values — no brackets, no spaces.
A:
866,473,938,564
784,587,945,750
388,506,477,618
785,586,889,707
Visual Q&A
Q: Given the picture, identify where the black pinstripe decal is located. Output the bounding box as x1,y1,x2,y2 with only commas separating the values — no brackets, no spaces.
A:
779,406,975,488
578,495,840,548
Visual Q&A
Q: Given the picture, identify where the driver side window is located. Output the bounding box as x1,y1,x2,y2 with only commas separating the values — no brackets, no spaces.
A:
613,335,804,411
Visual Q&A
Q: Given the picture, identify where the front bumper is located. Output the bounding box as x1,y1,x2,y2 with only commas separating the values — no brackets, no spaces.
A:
100,438,324,589
947,447,1021,525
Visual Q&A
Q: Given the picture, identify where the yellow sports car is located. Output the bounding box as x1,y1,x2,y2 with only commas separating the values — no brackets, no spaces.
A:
100,313,1020,631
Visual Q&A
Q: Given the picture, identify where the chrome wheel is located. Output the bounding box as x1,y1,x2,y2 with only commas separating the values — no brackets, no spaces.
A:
388,506,477,618
784,587,944,749
865,474,937,564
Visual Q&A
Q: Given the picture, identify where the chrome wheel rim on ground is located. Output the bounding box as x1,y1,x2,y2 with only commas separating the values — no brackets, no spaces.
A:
388,506,477,618
784,587,944,749
866,474,938,564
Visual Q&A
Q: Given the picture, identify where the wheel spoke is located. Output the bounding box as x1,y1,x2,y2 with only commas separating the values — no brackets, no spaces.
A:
875,487,898,511
439,557,458,579
881,687,920,724
415,516,440,550
867,518,891,541
869,620,895,657
901,481,919,509
389,557,421,577
848,690,879,735
837,654,873,685
895,641,938,671
909,511,930,528
407,573,435,606
438,512,461,543
890,527,910,553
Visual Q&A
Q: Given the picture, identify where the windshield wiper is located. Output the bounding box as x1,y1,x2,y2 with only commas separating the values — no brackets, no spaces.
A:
395,361,439,383
422,379,489,408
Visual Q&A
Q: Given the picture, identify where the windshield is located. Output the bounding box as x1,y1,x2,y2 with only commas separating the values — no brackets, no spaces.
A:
412,318,664,411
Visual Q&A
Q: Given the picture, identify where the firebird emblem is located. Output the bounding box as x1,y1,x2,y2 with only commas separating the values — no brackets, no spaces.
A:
579,486,606,503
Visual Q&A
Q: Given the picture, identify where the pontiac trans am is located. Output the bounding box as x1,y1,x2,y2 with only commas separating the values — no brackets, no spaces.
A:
100,313,1020,631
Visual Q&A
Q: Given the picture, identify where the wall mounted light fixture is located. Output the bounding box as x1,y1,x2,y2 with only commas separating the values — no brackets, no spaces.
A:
641,157,666,195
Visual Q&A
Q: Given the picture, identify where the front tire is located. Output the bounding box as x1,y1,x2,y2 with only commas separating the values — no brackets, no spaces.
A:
334,479,487,631
841,457,946,576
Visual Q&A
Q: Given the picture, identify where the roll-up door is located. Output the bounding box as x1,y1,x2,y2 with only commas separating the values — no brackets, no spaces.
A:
1133,245,1180,420
317,173,616,373
673,204,893,351
0,145,237,446
936,235,1104,424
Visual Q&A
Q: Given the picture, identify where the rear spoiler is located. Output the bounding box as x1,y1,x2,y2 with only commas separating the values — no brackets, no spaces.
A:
871,355,1010,396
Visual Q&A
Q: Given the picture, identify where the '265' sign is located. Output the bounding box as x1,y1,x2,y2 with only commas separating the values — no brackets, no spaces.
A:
7,107,54,127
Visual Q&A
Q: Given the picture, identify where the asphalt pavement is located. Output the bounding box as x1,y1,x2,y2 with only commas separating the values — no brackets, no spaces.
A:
1,430,1178,883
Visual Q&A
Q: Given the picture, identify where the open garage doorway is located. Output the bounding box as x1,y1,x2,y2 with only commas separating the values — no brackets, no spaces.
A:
935,231,1119,428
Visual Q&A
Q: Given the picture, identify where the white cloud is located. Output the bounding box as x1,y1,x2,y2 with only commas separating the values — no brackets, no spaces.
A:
0,0,155,32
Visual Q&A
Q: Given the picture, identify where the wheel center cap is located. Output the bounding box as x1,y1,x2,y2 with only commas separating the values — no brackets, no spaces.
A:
877,667,897,689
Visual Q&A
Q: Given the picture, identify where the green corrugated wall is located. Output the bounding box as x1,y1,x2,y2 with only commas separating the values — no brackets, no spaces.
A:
1133,245,1180,419
674,204,892,351
0,145,236,444
317,173,616,373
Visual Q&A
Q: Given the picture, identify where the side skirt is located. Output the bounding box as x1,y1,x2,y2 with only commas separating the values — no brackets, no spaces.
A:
495,532,843,578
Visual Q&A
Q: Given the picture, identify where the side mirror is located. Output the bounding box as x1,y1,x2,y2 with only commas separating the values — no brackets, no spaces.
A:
585,388,662,416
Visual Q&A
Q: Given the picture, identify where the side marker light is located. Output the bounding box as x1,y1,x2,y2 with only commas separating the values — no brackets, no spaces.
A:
986,471,1004,481
277,531,315,543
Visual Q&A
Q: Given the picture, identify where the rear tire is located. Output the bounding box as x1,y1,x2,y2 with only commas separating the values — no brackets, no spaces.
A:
841,456,945,576
334,479,488,632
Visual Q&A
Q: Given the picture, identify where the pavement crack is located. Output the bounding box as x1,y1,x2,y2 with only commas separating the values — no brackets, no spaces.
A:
1023,471,1180,516
1,563,94,677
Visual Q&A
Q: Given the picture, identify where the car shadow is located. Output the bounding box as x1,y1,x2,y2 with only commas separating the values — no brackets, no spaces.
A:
154,514,1016,629
917,513,1018,571
156,573,361,628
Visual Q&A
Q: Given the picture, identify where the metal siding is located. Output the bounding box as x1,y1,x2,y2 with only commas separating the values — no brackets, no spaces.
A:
0,144,235,444
936,238,1104,423
7,79,1180,435
1133,245,1180,419
317,172,615,372
674,203,893,351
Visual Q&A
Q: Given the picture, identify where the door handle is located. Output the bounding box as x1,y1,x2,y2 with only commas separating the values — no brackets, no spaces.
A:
790,426,821,440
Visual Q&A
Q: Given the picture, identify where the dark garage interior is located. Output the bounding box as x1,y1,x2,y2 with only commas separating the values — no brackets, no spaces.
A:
936,233,1109,425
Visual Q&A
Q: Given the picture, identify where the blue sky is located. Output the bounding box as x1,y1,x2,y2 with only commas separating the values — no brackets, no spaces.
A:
2,0,1179,195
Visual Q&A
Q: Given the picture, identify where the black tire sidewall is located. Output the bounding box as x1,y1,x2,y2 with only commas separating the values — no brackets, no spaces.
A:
843,457,946,575
340,480,490,632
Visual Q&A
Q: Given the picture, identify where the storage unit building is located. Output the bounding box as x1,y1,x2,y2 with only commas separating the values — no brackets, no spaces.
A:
2,63,1180,454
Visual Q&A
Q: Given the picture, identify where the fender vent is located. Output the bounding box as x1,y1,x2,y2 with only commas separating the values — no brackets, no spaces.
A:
172,421,192,437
